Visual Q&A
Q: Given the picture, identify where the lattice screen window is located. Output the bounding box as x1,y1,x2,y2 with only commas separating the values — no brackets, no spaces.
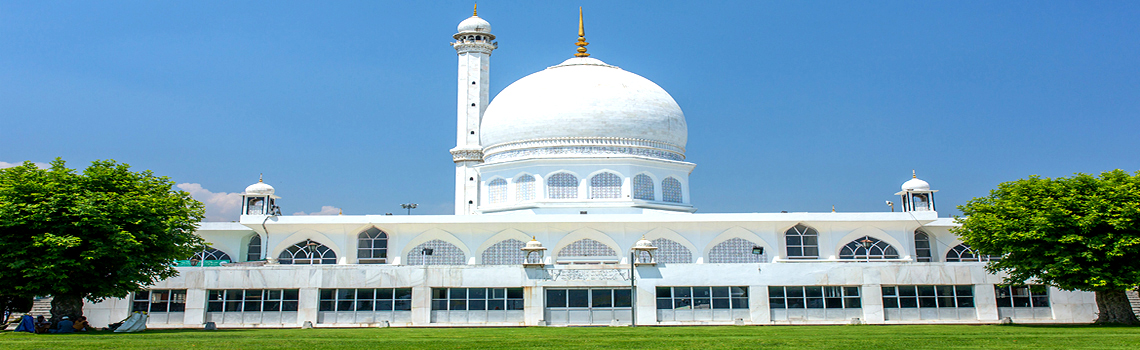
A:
633,174,654,200
547,173,578,199
839,236,900,260
515,175,535,201
481,239,525,265
662,177,683,203
193,247,232,262
651,238,693,263
914,230,932,262
590,172,622,199
488,178,508,204
406,239,466,265
558,239,617,257
708,237,767,263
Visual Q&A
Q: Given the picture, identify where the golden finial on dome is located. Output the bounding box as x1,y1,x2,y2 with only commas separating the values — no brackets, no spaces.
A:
473,3,478,17
912,170,917,179
259,173,263,183
832,205,836,213
574,7,589,57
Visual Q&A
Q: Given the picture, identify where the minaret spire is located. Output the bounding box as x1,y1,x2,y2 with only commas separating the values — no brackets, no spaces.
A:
473,3,478,16
575,7,589,57
912,170,917,178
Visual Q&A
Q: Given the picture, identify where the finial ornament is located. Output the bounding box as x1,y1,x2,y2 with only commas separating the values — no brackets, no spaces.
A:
259,173,263,183
574,7,589,57
473,3,478,17
912,170,917,179
832,205,836,213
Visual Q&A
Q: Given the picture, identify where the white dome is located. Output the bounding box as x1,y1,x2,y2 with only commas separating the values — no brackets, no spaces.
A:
457,16,491,33
634,238,656,249
901,177,930,191
244,181,275,195
480,57,687,162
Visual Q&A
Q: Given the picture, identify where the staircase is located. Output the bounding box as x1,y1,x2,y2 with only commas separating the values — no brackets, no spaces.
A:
1127,289,1140,319
3,297,52,329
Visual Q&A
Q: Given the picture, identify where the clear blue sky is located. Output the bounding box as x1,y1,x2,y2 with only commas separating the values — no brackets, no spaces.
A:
2,1,1138,220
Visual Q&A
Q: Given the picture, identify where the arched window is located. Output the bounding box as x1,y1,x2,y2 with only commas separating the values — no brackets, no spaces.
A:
651,238,693,264
590,172,622,199
547,173,578,199
633,174,654,200
193,247,232,262
708,238,767,263
662,178,683,203
481,239,526,265
946,244,989,262
557,239,617,264
278,239,337,265
839,236,899,260
246,234,262,261
357,227,388,264
406,239,466,265
488,178,508,204
515,174,535,201
784,224,819,259
914,229,932,262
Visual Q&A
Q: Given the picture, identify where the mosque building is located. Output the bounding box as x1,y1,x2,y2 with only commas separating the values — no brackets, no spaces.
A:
84,8,1095,327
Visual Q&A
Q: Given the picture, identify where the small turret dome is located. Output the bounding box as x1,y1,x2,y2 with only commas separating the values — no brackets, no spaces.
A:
901,172,931,191
526,240,544,249
244,178,275,195
457,16,491,33
634,238,657,250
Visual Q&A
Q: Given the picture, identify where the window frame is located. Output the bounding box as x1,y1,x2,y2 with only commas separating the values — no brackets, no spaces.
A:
431,288,524,311
656,286,749,310
881,285,975,309
767,286,860,309
132,289,187,313
318,288,412,312
357,228,389,264
784,224,820,259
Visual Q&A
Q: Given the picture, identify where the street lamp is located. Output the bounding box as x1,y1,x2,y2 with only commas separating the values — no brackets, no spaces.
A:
859,237,875,262
401,203,418,215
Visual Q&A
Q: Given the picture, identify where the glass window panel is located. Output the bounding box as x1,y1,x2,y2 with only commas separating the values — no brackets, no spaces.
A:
487,300,505,310
731,287,748,297
282,301,298,311
694,287,712,298
244,290,262,300
431,300,447,310
283,289,299,301
375,300,392,311
806,298,824,308
337,289,353,300
918,286,936,297
657,287,672,298
469,288,487,299
768,286,784,298
319,301,334,312
493,288,506,299
899,297,918,308
786,236,802,245
547,290,567,308
1011,286,1030,296
883,298,898,308
787,287,804,298
319,289,334,300
768,298,785,309
568,290,589,308
674,298,693,309
881,287,896,296
731,298,747,309
844,297,861,308
357,289,375,299
712,287,730,298
377,288,393,300
937,297,956,308
1029,285,1048,296
694,298,712,309
267,290,282,300
675,287,692,298
433,288,448,299
712,298,731,309
169,301,185,312
919,297,937,308
614,289,632,307
395,289,412,300
135,291,150,301
1031,296,1050,307
805,287,823,297
824,298,843,308
957,297,974,308
207,302,223,312
507,300,525,310
786,247,802,257
243,301,261,312
468,299,486,310
955,285,973,296
225,301,242,312
207,290,223,301
997,296,1013,307
844,287,860,296
658,299,673,309
507,288,523,299
450,288,467,299
394,300,411,311
149,302,167,312
802,236,818,245
337,301,354,311
899,286,917,297
803,247,819,256
1013,297,1031,307
592,290,612,307
787,297,805,309
936,285,955,297
264,301,280,312
226,290,243,301
449,300,466,311
356,300,373,311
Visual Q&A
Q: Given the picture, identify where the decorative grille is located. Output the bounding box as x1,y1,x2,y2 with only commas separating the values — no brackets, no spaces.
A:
547,173,578,199
708,237,767,263
481,239,525,265
406,239,466,265
633,174,654,200
488,178,508,204
515,175,535,201
662,177,683,203
558,239,616,257
590,173,622,199
651,238,692,263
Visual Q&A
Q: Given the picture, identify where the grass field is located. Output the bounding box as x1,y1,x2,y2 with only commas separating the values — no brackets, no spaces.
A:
2,325,1139,349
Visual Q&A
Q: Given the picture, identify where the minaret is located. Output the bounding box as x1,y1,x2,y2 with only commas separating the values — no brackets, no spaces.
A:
450,6,497,215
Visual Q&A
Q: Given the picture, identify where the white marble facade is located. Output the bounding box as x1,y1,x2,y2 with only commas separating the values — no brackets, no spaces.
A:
82,10,1099,327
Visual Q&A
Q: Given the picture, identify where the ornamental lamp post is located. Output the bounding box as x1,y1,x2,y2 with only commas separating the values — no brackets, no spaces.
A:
859,238,875,263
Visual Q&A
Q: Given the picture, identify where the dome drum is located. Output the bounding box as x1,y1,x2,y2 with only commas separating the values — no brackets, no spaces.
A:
482,137,686,163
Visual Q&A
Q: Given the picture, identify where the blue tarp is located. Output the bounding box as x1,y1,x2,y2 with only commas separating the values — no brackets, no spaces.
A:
13,315,34,333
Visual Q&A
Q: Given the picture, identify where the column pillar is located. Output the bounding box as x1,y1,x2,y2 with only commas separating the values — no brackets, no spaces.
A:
975,283,999,321
183,289,207,326
297,288,319,327
749,285,770,324
861,284,885,324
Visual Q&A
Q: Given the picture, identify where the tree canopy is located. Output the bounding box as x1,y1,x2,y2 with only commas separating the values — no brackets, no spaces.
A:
0,159,204,321
954,169,1140,324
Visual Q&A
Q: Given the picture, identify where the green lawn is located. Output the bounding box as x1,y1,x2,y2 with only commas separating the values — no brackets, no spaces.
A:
2,325,1138,349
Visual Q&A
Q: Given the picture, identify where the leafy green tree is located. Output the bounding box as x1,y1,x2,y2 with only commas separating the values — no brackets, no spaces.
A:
955,170,1140,324
0,159,204,324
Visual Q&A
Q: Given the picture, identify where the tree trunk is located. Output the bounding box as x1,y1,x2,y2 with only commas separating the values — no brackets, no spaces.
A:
50,294,84,325
1094,289,1139,325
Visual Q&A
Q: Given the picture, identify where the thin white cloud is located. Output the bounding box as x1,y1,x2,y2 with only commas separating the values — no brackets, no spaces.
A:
177,183,242,222
293,206,342,216
0,161,50,169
